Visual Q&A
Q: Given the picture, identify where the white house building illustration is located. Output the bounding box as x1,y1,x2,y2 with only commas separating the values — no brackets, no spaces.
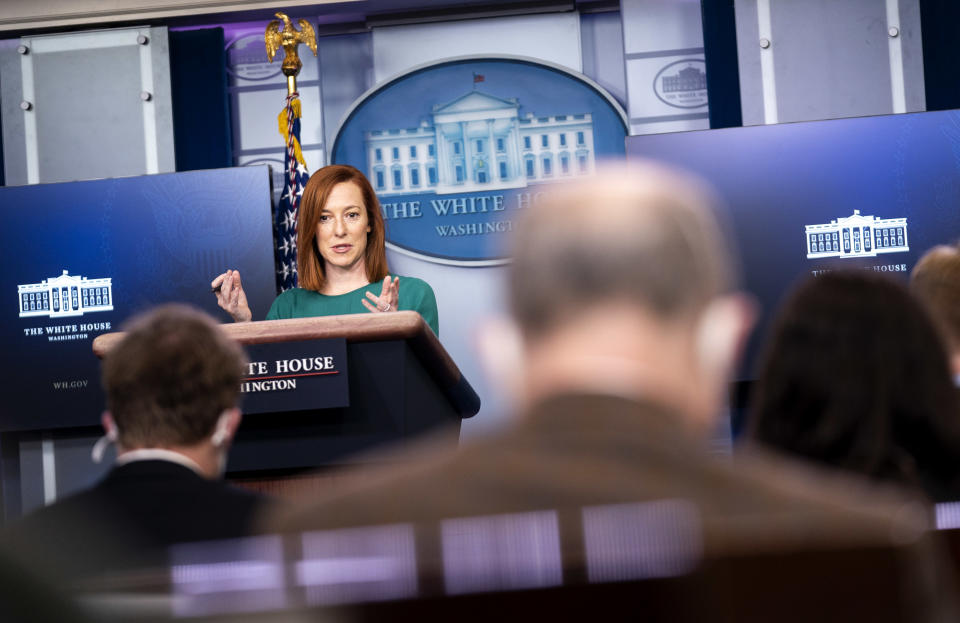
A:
805,210,908,259
365,90,596,196
661,65,707,93
18,270,113,318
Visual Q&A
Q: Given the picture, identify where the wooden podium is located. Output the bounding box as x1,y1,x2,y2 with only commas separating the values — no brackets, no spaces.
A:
93,312,480,489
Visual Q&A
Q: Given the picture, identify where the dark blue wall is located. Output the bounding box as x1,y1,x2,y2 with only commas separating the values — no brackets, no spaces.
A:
169,28,233,171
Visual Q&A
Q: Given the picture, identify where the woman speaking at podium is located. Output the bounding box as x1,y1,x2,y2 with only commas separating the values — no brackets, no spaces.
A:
211,165,439,336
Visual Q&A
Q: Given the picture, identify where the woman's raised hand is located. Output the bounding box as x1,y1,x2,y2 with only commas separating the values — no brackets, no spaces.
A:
211,269,252,322
362,276,399,315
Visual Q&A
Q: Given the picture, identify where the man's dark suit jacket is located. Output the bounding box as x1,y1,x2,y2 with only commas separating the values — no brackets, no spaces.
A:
1,459,269,589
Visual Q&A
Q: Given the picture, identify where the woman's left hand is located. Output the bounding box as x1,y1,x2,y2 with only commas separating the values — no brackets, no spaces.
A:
362,276,399,314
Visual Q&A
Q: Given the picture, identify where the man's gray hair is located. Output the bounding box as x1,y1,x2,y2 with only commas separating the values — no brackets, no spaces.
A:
508,161,738,337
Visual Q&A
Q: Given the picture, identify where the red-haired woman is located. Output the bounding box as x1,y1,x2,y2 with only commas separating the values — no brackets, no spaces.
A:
211,165,438,335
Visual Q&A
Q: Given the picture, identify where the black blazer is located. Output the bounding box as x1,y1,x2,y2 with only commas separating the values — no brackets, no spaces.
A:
1,460,269,587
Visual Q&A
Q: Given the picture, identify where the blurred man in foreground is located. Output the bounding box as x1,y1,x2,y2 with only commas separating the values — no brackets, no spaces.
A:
911,244,960,381
2,304,269,589
268,164,951,618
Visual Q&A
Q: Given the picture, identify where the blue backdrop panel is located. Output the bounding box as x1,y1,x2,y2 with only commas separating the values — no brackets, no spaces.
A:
626,109,960,378
0,166,276,431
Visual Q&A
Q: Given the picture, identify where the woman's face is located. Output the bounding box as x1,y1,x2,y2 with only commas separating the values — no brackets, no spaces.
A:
315,181,371,273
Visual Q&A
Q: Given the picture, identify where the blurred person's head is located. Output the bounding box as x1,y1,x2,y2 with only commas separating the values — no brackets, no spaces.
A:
297,164,389,291
101,304,247,478
910,244,960,376
748,270,960,500
490,161,754,432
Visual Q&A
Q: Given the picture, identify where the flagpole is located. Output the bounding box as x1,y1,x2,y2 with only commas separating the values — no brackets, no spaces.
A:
264,13,317,292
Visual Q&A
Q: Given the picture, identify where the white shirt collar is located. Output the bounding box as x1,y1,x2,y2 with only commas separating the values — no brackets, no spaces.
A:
114,448,205,476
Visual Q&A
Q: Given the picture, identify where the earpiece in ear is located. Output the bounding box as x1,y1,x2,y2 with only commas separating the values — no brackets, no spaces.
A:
211,427,228,447
92,426,118,464
211,410,233,447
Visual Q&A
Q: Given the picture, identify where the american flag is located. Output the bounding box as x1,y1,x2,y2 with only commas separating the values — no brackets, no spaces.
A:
275,92,309,292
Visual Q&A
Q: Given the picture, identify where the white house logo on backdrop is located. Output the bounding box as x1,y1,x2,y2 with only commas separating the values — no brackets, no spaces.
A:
18,270,113,318
225,33,283,82
333,57,628,265
365,91,596,197
654,60,709,109
805,210,908,259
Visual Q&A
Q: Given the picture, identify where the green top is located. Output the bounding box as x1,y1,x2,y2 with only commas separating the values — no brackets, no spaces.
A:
265,275,439,336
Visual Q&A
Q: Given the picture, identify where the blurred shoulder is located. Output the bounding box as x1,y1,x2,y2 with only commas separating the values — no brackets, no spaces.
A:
723,444,933,545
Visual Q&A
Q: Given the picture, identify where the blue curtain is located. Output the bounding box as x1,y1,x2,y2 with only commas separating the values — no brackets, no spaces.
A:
169,28,233,171
700,0,742,129
919,0,960,111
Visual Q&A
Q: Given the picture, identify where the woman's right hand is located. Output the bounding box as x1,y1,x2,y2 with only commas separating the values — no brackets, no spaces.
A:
211,269,252,322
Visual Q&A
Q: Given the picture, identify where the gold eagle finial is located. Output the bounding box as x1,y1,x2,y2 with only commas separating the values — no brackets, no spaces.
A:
265,12,317,94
